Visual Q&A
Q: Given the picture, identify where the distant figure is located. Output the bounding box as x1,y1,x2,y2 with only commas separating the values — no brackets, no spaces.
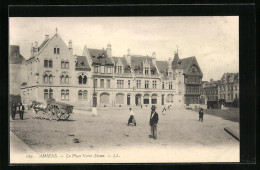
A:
128,108,136,126
199,108,204,122
162,107,167,115
19,103,25,120
11,103,16,120
149,105,159,139
92,106,97,117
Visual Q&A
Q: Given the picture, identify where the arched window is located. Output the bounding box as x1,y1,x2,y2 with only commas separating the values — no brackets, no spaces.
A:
44,59,48,68
78,73,87,84
65,61,69,69
66,90,69,100
83,90,88,100
78,90,83,100
44,74,48,83
44,89,48,100
61,75,65,83
78,75,82,84
61,90,65,100
49,89,53,99
65,75,69,84
49,74,53,83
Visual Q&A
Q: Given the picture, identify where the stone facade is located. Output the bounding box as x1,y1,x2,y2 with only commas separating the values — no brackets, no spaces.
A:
21,31,203,108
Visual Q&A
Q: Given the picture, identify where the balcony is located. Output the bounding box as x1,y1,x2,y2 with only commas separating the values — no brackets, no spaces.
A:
92,72,113,77
114,73,133,77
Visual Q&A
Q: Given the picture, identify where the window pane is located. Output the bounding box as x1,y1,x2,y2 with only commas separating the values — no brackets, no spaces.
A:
83,76,87,84
65,62,69,68
78,75,82,84
57,48,60,54
100,79,104,88
83,90,88,99
44,60,48,67
78,90,82,100
107,79,110,88
54,48,56,54
49,60,53,67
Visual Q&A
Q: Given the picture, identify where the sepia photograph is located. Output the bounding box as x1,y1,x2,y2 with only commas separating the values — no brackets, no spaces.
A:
9,16,240,163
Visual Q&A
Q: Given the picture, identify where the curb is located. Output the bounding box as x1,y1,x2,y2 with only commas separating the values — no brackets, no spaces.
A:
224,127,240,141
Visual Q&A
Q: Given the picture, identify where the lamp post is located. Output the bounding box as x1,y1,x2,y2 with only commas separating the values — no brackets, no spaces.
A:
93,76,97,107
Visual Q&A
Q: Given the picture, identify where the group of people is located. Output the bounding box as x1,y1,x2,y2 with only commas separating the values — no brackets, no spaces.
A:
11,103,25,120
127,105,204,139
127,105,159,139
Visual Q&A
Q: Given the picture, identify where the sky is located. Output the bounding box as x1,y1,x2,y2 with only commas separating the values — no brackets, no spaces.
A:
9,17,239,81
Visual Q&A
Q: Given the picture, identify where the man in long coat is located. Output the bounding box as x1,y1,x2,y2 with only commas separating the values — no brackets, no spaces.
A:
149,105,159,139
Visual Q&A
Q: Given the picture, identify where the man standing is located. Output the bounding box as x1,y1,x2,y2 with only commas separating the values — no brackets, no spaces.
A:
149,105,159,139
199,108,204,122
19,103,25,120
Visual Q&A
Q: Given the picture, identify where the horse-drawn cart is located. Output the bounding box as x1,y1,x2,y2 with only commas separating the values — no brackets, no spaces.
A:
33,99,74,121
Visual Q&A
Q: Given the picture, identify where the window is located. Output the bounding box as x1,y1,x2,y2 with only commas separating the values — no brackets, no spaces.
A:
44,59,53,68
83,90,88,100
94,66,99,73
54,48,60,54
49,59,53,68
61,90,65,100
117,66,122,73
169,82,173,89
107,79,110,88
100,79,104,88
128,80,131,88
65,75,69,84
78,90,82,100
152,80,157,89
61,89,69,100
94,79,98,88
117,80,124,88
162,82,165,89
101,66,105,73
78,74,87,84
107,67,111,74
137,80,141,88
61,60,65,68
65,62,69,69
61,75,65,84
44,89,48,100
44,60,48,67
145,80,149,89
44,89,53,100
145,67,149,74
44,74,49,83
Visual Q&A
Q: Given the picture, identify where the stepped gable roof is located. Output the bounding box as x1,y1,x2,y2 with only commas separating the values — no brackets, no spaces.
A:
9,45,25,64
156,60,168,77
88,48,114,65
75,55,91,71
130,55,157,72
112,57,131,73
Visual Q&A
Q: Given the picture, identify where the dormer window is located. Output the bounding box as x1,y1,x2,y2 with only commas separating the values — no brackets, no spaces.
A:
145,67,149,74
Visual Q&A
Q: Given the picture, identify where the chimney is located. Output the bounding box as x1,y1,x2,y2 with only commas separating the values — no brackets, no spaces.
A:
34,42,38,52
45,35,49,41
152,52,156,65
106,43,112,57
168,57,172,68
126,48,131,66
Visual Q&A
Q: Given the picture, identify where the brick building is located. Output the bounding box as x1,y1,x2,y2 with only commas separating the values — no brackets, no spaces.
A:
21,30,203,108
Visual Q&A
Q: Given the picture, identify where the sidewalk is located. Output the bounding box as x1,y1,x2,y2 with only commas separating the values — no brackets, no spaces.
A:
10,131,38,157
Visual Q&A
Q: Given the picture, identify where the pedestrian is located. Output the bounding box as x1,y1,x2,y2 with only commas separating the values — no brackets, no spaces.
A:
149,105,159,139
19,103,25,120
162,107,166,115
199,108,204,122
128,108,136,126
11,103,16,120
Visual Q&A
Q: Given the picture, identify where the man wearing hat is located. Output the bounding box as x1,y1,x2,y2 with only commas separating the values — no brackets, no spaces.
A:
149,105,159,139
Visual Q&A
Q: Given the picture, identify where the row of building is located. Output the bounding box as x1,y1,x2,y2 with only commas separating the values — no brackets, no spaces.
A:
17,29,204,108
201,73,239,108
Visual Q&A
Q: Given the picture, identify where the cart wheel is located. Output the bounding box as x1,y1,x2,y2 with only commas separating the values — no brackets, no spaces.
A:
57,112,70,121
47,105,60,121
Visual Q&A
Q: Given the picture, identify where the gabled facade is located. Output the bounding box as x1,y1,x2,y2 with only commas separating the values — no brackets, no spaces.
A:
21,30,203,108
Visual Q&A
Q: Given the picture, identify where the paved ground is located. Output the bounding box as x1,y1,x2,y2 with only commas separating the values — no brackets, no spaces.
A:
10,106,239,163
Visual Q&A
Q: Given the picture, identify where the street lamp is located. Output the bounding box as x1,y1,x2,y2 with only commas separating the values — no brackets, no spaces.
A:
93,76,97,107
